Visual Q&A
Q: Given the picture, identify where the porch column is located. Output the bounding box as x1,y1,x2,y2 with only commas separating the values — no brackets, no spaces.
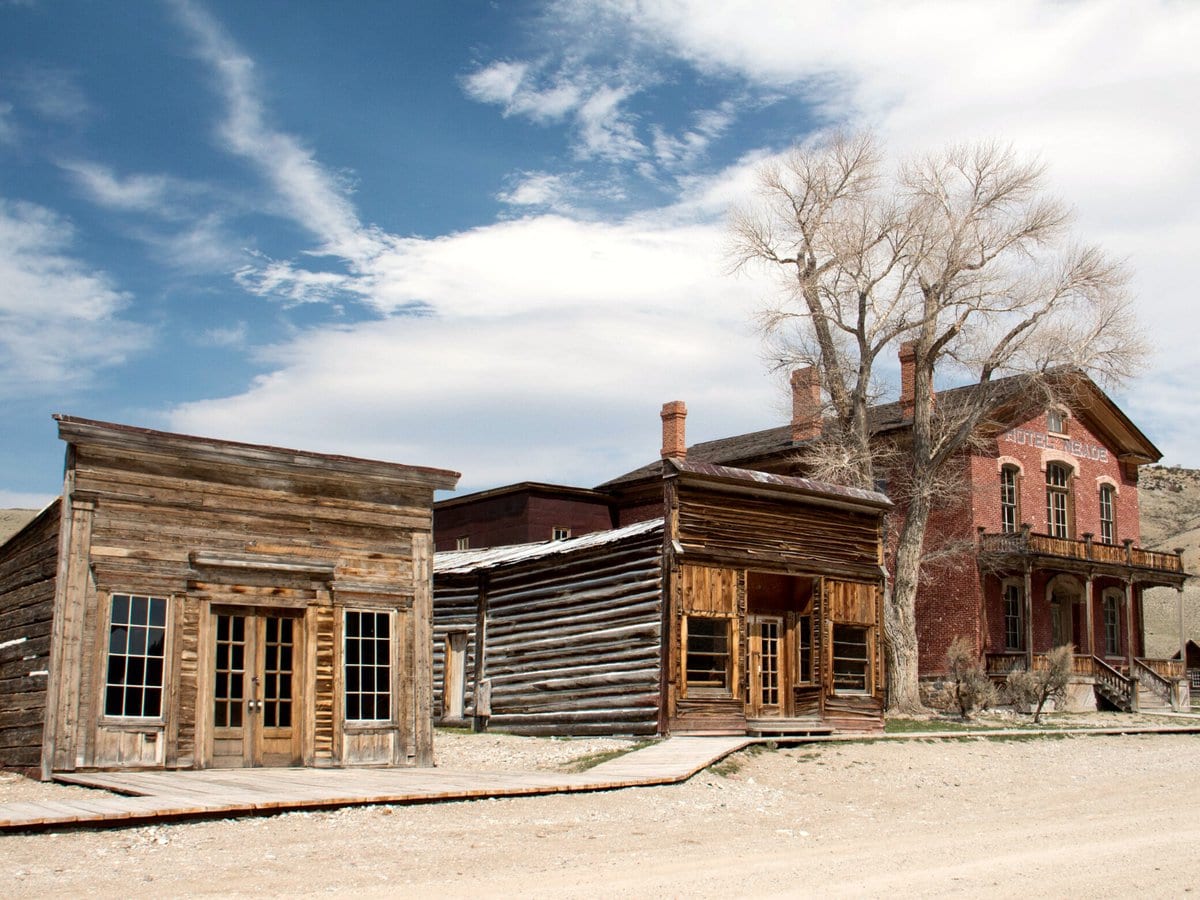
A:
1083,571,1095,658
1178,548,1187,676
1124,578,1135,670
1024,560,1034,669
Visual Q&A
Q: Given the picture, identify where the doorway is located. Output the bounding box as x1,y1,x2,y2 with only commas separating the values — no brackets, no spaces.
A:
747,615,784,716
211,609,303,768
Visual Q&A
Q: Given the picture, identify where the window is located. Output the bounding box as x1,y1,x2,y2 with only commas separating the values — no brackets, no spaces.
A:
831,624,870,694
1046,463,1072,538
552,526,571,541
1103,593,1121,656
104,594,167,719
1003,582,1024,651
1099,484,1116,544
344,610,391,721
1000,466,1020,533
455,536,469,551
685,616,731,695
797,614,814,684
1046,408,1067,434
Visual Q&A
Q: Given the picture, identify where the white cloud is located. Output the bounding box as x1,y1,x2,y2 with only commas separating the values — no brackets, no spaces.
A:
198,321,247,348
0,199,150,396
60,160,178,214
497,171,574,211
16,66,91,125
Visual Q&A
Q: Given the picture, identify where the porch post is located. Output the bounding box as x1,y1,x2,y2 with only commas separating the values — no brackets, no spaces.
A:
1024,560,1034,669
1176,549,1187,679
1083,571,1095,658
1123,578,1135,670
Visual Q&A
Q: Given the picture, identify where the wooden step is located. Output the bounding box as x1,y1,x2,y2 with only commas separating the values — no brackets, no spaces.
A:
745,717,835,737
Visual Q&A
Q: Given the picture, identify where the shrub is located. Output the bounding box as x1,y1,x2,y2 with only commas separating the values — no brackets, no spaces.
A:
1005,645,1073,723
945,636,997,720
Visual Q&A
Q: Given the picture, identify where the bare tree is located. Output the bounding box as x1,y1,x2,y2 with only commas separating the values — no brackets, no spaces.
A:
731,133,1143,713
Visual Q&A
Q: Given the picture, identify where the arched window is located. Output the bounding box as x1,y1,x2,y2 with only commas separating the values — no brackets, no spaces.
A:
1045,463,1072,539
1000,465,1020,533
1099,484,1116,544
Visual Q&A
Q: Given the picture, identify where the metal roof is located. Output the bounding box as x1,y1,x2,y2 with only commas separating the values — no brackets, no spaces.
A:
434,517,664,575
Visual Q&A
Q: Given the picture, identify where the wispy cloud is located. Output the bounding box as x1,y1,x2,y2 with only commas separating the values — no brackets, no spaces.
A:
0,199,150,395
60,160,180,214
15,65,91,125
197,321,248,348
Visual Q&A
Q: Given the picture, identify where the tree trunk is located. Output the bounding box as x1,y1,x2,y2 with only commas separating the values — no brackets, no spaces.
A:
885,493,932,714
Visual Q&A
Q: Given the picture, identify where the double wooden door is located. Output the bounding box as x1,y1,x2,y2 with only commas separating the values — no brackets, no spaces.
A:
211,609,302,767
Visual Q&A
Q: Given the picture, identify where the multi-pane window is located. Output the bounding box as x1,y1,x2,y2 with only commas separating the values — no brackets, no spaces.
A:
796,614,814,683
685,616,731,694
1003,583,1024,651
1046,408,1067,434
344,610,391,721
1000,466,1019,533
1046,463,1072,538
1099,484,1116,544
455,536,469,551
831,624,870,694
552,526,571,541
1103,593,1121,656
105,594,167,718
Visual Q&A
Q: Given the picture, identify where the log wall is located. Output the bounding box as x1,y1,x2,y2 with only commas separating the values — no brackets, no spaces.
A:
434,528,663,736
0,504,60,772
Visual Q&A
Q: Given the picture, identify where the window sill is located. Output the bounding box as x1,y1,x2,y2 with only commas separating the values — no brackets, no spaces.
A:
344,722,397,733
99,719,165,732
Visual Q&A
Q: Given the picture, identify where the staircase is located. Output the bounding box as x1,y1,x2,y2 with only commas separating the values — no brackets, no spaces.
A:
1133,659,1176,711
1092,656,1134,712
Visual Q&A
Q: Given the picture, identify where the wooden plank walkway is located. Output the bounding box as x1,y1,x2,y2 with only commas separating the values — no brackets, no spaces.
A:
0,735,750,832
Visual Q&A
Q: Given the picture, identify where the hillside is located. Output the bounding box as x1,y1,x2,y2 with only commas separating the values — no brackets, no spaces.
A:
0,508,40,546
1137,466,1200,656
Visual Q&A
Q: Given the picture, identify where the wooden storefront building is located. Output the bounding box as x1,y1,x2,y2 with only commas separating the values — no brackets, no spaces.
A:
0,416,457,778
433,457,891,737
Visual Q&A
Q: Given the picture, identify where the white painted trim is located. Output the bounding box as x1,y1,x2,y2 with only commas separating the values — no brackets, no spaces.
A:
1040,450,1078,473
1095,474,1119,493
996,456,1024,474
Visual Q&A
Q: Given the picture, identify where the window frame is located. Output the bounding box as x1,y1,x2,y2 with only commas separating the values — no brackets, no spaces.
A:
1046,408,1068,435
830,623,871,695
683,615,733,698
102,592,170,722
455,536,469,551
1102,591,1121,657
1002,581,1025,651
1045,462,1073,539
1000,465,1020,534
551,526,571,541
796,613,814,685
343,609,394,725
1099,484,1116,545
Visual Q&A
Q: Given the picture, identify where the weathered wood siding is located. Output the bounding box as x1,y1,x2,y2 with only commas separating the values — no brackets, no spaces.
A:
0,504,60,771
435,528,663,736
431,580,479,722
676,484,881,579
39,417,455,775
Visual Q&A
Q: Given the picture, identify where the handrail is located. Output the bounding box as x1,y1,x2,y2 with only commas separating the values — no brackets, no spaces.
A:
1092,655,1134,711
1133,658,1175,706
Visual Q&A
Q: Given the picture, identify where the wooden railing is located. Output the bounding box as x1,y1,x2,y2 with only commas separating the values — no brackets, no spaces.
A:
1133,659,1175,707
1138,658,1185,679
1092,656,1134,711
985,652,1026,676
977,530,1184,574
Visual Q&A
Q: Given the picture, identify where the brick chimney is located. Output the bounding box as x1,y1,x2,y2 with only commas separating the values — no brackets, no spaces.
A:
660,401,687,459
899,341,917,418
899,340,934,418
790,367,822,442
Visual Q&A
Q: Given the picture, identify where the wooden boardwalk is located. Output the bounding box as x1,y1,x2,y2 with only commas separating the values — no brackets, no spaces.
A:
0,735,750,832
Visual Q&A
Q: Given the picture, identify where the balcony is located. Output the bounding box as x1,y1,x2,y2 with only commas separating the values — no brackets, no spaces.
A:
977,527,1186,585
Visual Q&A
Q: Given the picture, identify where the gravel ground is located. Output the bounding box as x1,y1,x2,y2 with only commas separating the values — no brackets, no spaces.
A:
2,721,1198,897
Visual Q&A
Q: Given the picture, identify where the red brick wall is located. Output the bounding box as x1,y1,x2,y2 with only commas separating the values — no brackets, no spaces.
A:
434,493,613,551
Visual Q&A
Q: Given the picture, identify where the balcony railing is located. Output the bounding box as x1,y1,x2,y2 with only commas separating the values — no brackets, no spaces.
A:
985,652,1184,680
978,528,1184,574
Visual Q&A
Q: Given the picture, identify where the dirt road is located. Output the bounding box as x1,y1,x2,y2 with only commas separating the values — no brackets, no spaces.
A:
2,732,1198,897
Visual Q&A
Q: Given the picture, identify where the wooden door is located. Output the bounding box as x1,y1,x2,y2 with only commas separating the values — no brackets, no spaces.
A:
211,610,302,767
443,632,468,720
747,615,784,717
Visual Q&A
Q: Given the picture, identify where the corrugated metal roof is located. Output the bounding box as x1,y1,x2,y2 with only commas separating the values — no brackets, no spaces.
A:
434,517,664,575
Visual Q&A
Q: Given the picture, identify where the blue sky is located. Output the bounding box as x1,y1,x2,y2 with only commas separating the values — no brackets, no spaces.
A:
3,0,1199,507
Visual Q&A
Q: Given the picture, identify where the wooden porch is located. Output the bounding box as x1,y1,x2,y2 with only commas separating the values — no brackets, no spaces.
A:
985,652,1187,712
0,735,750,832
977,530,1185,578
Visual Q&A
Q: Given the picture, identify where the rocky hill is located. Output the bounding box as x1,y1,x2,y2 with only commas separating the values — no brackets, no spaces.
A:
1138,466,1200,656
0,508,40,545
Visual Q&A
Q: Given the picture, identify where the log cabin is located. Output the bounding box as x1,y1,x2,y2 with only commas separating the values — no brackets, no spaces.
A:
433,440,893,737
0,416,457,778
